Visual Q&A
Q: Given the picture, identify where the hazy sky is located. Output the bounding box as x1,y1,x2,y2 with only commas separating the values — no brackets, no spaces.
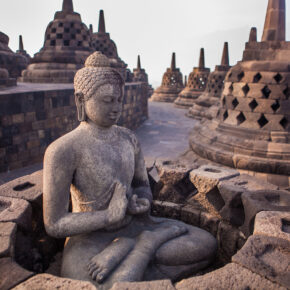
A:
1,0,289,87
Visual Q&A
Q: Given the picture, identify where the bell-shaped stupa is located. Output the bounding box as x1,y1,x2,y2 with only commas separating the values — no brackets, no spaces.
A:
0,31,28,78
150,53,184,102
20,0,92,83
188,42,231,120
174,48,210,107
91,10,127,79
190,0,290,187
133,55,148,83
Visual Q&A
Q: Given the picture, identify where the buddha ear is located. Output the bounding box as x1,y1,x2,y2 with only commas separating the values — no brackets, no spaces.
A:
75,92,86,122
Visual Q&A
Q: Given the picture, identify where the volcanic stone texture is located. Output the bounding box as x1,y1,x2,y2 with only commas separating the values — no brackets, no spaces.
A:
150,53,184,103
0,32,28,79
175,48,210,108
189,0,290,187
20,1,92,83
0,82,148,173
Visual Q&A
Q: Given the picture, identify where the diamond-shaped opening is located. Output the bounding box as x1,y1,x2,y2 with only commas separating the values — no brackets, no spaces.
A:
223,110,229,121
271,100,280,112
237,71,245,81
258,114,269,128
222,97,226,106
228,72,233,79
64,40,70,46
253,72,262,83
56,33,62,39
232,98,239,109
280,117,288,129
249,99,258,111
283,86,289,99
274,73,283,84
261,86,271,99
236,112,246,125
242,84,250,96
229,83,234,93
50,40,56,46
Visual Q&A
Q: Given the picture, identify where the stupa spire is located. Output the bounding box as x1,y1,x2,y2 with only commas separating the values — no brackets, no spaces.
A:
184,75,187,87
137,55,141,70
199,48,205,69
262,0,285,41
249,27,257,42
171,52,176,70
62,0,74,13
19,35,24,51
98,10,106,33
221,42,229,66
89,24,93,34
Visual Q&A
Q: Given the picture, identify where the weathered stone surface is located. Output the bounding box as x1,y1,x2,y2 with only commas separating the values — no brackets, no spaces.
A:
217,174,278,226
190,165,239,194
175,48,210,108
189,165,239,217
175,263,286,290
0,222,17,258
232,235,290,288
43,52,217,288
0,196,31,231
217,222,245,262
0,257,34,290
180,205,200,227
188,42,231,120
254,211,290,241
150,53,184,103
14,273,97,290
152,200,182,220
0,171,43,205
189,0,290,187
200,211,219,237
240,189,290,236
111,280,175,290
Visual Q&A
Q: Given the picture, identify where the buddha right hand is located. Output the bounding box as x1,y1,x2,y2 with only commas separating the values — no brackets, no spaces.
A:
106,182,128,225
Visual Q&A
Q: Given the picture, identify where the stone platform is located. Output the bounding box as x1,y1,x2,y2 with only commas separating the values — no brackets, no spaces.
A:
0,82,149,173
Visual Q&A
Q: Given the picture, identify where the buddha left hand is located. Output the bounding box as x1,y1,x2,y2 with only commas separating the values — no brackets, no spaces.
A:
127,194,150,215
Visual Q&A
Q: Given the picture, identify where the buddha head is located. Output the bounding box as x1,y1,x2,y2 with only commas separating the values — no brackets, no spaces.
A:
74,52,125,128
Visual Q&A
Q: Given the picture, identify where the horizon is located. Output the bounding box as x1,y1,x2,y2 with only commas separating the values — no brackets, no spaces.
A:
1,0,289,88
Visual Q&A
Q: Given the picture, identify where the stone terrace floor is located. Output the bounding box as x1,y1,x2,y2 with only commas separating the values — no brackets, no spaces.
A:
0,101,197,185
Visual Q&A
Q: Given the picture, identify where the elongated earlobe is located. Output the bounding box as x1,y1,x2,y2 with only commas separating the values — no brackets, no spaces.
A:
75,92,86,122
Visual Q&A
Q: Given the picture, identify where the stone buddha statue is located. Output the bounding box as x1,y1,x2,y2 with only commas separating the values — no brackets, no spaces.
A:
43,52,217,289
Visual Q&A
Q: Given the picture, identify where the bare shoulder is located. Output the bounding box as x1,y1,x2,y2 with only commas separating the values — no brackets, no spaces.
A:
116,126,141,153
44,125,84,165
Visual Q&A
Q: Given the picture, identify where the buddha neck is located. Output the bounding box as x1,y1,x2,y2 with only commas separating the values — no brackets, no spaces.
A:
81,120,116,141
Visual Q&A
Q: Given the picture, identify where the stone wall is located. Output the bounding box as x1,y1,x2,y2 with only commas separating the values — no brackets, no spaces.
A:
0,82,148,172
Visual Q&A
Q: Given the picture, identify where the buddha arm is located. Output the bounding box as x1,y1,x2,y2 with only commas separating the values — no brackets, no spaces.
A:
132,142,153,204
43,142,110,238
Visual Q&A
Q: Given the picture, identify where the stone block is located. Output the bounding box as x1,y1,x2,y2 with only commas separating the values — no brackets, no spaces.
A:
0,170,43,206
240,189,290,236
189,165,239,194
232,235,290,288
0,257,34,290
254,211,290,242
189,165,239,217
0,222,17,258
0,196,32,231
175,263,286,290
111,280,175,290
152,201,182,220
217,174,278,226
200,211,219,237
14,273,96,290
217,222,245,261
180,205,200,227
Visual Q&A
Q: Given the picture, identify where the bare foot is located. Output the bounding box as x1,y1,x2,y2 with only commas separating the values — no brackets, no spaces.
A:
87,237,134,283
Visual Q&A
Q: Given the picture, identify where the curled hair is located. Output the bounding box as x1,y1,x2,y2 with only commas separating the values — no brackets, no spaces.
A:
74,52,125,100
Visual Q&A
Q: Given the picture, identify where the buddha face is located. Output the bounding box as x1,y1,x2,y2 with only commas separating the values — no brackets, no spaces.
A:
84,83,123,128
